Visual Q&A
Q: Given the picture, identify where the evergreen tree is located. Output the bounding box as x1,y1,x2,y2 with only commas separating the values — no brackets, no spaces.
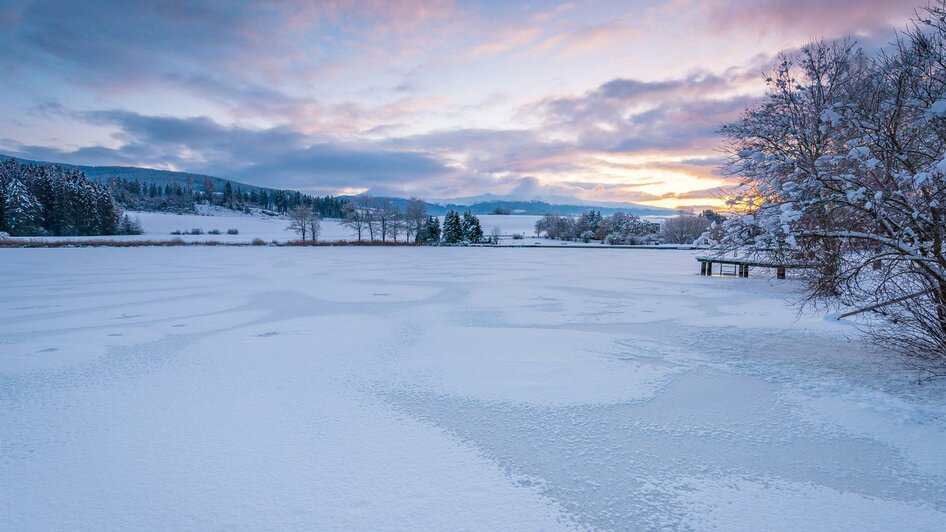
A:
3,176,43,235
442,210,463,244
416,215,441,244
0,160,122,236
223,181,233,207
462,211,483,243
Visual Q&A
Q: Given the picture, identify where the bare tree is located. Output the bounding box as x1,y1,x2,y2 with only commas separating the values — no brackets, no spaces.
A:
286,205,319,242
356,194,377,241
404,197,427,242
373,197,401,242
660,213,711,244
387,218,404,242
341,202,366,242
489,226,502,245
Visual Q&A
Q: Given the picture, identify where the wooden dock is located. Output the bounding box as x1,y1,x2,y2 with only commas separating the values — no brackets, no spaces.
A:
696,256,797,279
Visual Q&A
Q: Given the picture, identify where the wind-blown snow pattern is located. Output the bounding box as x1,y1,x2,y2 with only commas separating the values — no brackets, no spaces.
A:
1,248,945,530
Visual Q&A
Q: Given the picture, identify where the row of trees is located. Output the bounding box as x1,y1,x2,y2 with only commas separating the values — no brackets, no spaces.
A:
107,176,345,217
341,195,426,242
298,194,488,244
534,210,722,245
441,210,484,244
1,160,140,236
706,3,946,370
108,177,197,212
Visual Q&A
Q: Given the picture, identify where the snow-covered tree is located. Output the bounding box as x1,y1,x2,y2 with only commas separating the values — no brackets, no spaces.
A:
442,210,464,244
416,216,441,244
462,211,484,243
534,210,657,244
0,159,127,236
2,176,43,235
602,212,658,244
710,14,946,369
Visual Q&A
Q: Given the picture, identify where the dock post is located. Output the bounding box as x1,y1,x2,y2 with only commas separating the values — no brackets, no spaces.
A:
700,261,707,275
777,266,786,279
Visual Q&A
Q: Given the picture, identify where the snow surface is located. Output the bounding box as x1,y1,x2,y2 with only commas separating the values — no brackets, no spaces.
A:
18,211,546,244
2,247,945,530
13,210,663,246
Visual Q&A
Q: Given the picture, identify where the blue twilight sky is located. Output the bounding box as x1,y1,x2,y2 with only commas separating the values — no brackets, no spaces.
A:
0,0,924,207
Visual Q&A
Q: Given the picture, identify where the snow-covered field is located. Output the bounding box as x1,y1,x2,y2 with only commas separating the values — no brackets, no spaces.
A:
22,210,545,244
2,247,945,530
11,210,672,247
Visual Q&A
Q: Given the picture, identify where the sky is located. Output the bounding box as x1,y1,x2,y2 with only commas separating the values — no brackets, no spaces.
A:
0,0,926,208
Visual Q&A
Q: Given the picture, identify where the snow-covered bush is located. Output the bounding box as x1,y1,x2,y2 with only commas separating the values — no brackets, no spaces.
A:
535,210,658,244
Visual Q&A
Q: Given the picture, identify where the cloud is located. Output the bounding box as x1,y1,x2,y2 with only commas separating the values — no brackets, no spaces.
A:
0,0,461,104
4,110,456,194
706,0,921,40
4,0,928,208
555,22,638,57
524,68,760,155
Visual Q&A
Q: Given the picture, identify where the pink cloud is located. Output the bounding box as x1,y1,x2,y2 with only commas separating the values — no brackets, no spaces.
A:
706,0,921,39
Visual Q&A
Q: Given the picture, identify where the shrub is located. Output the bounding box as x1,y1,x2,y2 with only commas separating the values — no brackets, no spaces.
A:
190,228,205,235
251,238,266,246
119,215,144,235
208,229,221,235
227,228,239,235
170,230,182,235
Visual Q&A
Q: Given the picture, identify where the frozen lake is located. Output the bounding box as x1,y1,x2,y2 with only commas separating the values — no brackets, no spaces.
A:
2,247,945,530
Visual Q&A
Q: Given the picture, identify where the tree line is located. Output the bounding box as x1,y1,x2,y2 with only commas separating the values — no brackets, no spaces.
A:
337,195,486,244
1,159,140,237
535,209,723,245
286,194,487,244
108,176,345,218
707,2,946,371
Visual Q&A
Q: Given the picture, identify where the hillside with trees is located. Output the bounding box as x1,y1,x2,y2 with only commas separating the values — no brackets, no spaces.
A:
1,155,346,219
0,159,140,237
106,174,345,218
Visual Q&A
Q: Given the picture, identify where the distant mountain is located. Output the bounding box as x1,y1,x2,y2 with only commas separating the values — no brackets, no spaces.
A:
2,154,676,217
429,194,675,217
440,200,672,216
